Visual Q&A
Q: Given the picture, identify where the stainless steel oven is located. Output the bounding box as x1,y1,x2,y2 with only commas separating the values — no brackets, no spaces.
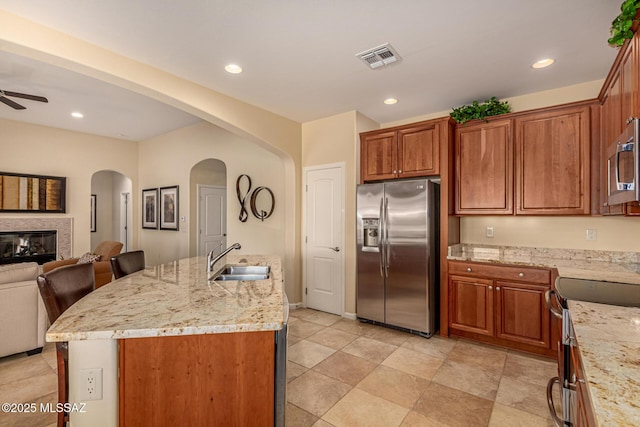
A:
607,117,640,205
545,289,577,427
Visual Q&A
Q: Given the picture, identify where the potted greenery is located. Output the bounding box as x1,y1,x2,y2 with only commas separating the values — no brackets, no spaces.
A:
450,97,511,125
609,0,640,47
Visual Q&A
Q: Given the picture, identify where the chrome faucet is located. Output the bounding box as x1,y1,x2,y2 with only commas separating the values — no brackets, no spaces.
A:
207,242,241,273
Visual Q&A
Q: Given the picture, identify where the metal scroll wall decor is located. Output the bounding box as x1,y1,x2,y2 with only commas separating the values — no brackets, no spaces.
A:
236,174,275,222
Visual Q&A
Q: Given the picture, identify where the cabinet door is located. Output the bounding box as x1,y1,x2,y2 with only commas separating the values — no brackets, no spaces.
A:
515,106,591,215
455,120,513,214
360,130,397,182
448,275,494,336
494,281,550,349
397,123,440,178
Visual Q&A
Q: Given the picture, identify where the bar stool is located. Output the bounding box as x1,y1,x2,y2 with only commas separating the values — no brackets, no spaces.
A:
110,250,145,279
36,263,95,427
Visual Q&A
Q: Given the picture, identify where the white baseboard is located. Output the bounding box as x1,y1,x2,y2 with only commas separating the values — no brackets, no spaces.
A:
288,302,303,310
342,312,357,320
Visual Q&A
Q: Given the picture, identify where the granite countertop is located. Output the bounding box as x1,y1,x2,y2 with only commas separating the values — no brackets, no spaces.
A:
447,243,640,284
569,300,640,426
46,254,285,342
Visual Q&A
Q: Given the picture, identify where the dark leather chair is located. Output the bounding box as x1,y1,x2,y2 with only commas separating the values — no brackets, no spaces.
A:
110,250,145,279
36,263,95,427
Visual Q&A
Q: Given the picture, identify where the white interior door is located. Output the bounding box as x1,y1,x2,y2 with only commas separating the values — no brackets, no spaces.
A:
304,164,344,315
198,186,226,257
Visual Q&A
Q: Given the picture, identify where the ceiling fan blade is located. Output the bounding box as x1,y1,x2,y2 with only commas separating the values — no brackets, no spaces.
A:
2,91,48,103
0,96,26,110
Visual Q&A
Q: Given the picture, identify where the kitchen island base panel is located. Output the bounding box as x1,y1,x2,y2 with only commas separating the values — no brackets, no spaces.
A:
68,340,119,427
119,331,275,427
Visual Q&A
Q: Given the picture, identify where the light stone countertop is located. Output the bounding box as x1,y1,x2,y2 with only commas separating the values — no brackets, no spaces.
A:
569,300,640,427
447,243,640,284
448,243,640,425
46,254,285,342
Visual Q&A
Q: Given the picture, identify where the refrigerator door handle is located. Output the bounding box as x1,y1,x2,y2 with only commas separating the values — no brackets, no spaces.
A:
378,197,384,277
384,197,390,277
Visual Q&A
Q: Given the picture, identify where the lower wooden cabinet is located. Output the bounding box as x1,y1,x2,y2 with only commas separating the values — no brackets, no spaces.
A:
119,332,275,426
448,260,553,356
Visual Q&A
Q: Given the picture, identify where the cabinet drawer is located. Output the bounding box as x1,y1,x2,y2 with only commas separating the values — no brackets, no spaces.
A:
448,261,550,285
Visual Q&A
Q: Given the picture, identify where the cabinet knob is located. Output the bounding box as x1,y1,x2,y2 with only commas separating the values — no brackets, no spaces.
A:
518,272,524,278
393,170,397,174
488,286,493,291
496,287,501,291
398,170,402,174
466,267,472,272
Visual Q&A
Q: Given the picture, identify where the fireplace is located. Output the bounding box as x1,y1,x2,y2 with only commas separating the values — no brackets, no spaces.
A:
0,230,57,265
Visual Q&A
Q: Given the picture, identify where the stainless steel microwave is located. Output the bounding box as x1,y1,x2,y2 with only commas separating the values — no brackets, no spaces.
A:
607,118,640,205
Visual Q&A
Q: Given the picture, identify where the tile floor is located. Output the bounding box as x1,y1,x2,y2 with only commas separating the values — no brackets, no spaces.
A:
0,343,57,427
0,308,559,427
286,308,559,427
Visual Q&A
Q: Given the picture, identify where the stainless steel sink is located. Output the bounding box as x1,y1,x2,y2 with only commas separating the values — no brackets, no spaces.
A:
556,277,640,307
210,265,270,281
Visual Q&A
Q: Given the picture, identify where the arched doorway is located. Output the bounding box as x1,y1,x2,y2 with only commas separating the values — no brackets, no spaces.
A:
189,159,227,257
91,170,133,251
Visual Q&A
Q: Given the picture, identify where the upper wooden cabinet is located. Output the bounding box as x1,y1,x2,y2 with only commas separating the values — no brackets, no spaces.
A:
360,121,440,182
514,105,591,215
599,31,640,216
454,103,592,215
455,119,513,214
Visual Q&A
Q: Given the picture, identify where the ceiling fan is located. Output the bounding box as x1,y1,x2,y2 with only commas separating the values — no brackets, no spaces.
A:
0,89,48,110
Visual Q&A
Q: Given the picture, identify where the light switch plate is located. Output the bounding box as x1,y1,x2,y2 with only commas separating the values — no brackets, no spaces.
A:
486,227,494,238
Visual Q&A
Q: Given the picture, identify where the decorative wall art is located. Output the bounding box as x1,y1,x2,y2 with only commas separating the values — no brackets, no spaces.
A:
235,174,275,222
159,186,179,231
142,188,158,229
0,172,66,213
90,194,97,232
250,186,275,221
236,174,252,222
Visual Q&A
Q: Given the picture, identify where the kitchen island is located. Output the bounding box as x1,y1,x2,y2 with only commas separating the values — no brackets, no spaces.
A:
46,254,287,427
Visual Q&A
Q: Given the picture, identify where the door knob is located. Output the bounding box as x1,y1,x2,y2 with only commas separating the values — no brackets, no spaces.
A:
330,247,340,252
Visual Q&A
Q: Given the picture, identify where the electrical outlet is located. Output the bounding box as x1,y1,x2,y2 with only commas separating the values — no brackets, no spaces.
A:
586,229,597,241
80,368,103,401
486,227,494,238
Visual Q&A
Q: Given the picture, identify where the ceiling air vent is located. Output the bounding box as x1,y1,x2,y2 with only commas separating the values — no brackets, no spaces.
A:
356,43,402,69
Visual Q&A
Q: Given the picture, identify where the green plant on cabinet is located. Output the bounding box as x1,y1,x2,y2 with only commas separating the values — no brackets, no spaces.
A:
450,97,511,125
609,0,640,47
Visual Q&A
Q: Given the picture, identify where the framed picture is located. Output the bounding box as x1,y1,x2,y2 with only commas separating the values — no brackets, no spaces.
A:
0,171,66,213
90,194,97,232
159,186,179,231
142,188,158,229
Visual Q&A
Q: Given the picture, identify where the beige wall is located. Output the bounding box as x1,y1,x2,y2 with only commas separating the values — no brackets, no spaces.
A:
0,118,138,255
138,121,292,296
461,216,640,252
301,111,378,314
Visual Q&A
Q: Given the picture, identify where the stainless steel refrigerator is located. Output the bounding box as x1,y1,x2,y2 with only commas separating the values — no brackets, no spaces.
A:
356,179,439,336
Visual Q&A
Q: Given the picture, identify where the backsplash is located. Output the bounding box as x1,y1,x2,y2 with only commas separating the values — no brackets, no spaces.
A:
448,243,640,265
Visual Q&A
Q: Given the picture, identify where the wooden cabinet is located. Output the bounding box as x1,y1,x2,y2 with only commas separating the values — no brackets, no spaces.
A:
360,120,440,182
448,260,553,356
599,31,640,216
454,103,592,215
119,332,275,426
514,105,591,215
455,120,513,214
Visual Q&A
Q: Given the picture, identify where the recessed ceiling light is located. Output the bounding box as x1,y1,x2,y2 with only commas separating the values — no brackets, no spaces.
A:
71,112,84,118
384,98,398,105
532,58,555,69
225,64,243,74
